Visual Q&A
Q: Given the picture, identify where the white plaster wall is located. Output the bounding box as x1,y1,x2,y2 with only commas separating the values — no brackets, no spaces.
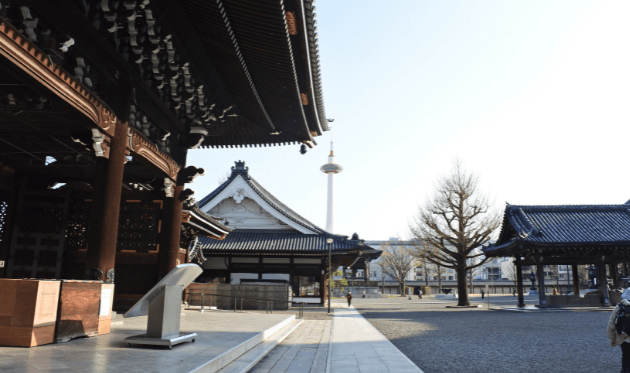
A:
209,198,292,230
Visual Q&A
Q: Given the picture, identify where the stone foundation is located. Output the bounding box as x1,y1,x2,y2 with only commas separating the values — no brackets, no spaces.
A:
546,292,621,307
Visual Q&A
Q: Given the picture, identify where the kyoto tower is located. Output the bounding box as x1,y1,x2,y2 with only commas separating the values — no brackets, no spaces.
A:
320,141,343,233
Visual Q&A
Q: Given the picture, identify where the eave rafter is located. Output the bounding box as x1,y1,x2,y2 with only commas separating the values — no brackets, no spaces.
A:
215,0,276,132
0,18,117,137
0,16,180,183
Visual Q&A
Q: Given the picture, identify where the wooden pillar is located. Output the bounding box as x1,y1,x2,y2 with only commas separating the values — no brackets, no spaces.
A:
85,120,129,281
515,259,525,307
572,264,580,294
321,273,327,305
536,263,547,308
158,184,184,279
598,259,611,307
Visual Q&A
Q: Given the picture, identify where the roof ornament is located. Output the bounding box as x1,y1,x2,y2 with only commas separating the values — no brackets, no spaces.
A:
231,188,247,204
179,165,205,184
231,160,250,179
180,189,195,202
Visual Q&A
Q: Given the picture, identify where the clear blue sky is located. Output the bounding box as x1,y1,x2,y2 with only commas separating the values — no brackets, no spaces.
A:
188,0,630,240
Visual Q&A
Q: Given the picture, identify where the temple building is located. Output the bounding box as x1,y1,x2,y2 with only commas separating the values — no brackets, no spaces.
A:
483,204,630,308
194,161,381,304
0,0,328,309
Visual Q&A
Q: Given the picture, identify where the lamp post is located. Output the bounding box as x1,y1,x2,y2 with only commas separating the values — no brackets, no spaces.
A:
567,264,571,295
327,238,333,313
529,270,538,295
587,265,598,289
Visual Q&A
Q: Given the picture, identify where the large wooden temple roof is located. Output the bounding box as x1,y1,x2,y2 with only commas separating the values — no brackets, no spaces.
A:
178,0,328,148
0,0,329,187
484,204,630,257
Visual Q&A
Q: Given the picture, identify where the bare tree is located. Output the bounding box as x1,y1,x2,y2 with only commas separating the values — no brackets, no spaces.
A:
218,170,231,185
578,265,589,288
412,242,437,289
414,249,433,287
548,265,560,290
409,160,501,306
376,241,414,296
503,259,518,289
435,262,446,293
466,255,483,294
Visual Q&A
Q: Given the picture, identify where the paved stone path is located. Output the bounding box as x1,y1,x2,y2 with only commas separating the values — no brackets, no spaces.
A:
250,320,330,373
329,306,422,373
251,304,423,373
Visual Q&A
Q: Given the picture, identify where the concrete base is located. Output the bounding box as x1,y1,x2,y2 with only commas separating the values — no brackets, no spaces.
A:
125,332,197,349
528,290,539,295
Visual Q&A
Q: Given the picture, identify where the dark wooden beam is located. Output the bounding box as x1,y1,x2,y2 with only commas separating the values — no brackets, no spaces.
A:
27,0,185,136
515,258,525,307
536,262,548,308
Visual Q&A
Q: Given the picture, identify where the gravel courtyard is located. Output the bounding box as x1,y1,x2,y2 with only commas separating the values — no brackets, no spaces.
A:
350,295,620,373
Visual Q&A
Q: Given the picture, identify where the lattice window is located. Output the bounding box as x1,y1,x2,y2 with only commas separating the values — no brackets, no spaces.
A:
0,200,7,245
117,201,161,252
19,207,63,233
65,200,91,251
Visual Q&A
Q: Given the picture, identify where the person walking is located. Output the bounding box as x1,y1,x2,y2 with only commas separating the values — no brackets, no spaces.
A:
418,289,422,299
346,292,353,307
481,289,485,299
607,288,630,372
513,289,516,297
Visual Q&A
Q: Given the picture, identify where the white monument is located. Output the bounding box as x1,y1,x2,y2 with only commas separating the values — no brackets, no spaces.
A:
320,141,343,233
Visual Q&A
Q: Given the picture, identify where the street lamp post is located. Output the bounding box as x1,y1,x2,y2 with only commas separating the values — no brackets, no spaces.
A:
587,265,598,289
529,270,538,295
327,238,333,313
567,264,571,295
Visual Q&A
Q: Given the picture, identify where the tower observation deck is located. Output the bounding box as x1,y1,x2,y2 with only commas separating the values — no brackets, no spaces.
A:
320,142,343,233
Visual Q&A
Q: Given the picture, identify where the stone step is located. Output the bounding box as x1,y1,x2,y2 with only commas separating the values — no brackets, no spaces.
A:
188,314,298,373
214,318,304,373
249,320,331,373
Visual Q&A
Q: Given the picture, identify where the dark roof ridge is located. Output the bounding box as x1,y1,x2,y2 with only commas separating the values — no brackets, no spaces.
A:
197,161,247,207
507,204,630,211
